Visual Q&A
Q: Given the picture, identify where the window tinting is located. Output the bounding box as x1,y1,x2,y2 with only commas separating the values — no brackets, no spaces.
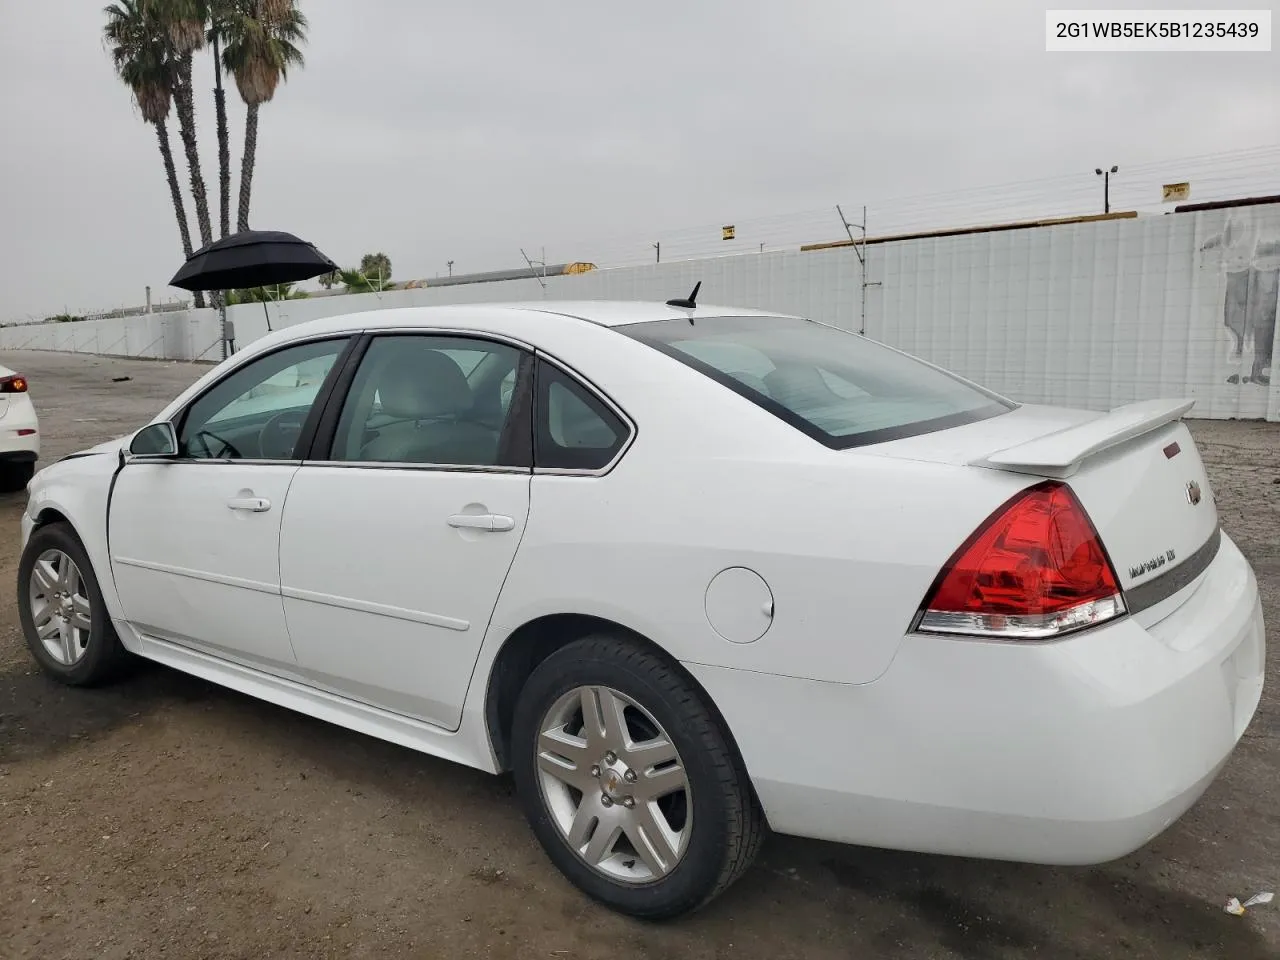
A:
178,337,348,460
330,335,528,466
620,315,1013,449
535,361,628,471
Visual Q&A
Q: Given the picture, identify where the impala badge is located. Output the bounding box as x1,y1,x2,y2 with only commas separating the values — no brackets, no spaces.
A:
1186,481,1202,505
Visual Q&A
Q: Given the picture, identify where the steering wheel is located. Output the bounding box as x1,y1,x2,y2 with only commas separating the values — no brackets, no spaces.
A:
259,410,308,460
192,429,242,460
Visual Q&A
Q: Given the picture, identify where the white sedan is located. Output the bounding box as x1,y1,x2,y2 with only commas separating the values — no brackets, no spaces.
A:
16,299,1265,919
0,361,40,492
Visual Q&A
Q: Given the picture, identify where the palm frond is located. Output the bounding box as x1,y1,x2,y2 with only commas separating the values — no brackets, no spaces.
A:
227,282,309,304
220,0,307,105
104,0,177,124
144,0,208,54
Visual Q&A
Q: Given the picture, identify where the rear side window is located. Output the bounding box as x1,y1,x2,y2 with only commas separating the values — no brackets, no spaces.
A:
619,315,1013,449
535,360,629,471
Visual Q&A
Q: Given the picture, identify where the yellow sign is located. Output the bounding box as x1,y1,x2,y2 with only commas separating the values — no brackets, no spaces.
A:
722,225,735,240
1162,182,1191,203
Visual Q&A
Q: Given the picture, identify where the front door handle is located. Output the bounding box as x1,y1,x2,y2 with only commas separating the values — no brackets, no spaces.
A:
227,496,271,512
448,513,515,532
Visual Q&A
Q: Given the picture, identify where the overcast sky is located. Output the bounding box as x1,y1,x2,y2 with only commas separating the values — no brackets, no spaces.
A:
1,0,1276,320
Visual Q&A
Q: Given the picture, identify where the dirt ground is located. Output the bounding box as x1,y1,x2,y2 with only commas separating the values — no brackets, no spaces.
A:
0,349,1277,960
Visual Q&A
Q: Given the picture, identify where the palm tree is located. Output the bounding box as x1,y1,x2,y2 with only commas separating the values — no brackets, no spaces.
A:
257,0,295,23
338,266,395,295
103,0,205,307
207,2,234,239
150,0,214,250
359,252,392,288
221,0,307,232
226,281,308,303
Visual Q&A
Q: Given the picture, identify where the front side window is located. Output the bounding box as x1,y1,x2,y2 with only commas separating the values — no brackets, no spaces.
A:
178,337,349,460
329,335,528,466
535,361,629,471
619,315,1013,449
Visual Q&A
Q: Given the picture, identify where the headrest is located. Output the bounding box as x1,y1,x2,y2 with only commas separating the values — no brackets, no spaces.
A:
763,363,833,409
377,348,472,420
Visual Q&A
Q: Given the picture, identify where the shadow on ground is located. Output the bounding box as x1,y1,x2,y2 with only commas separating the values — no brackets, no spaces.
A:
0,657,207,765
0,648,1272,960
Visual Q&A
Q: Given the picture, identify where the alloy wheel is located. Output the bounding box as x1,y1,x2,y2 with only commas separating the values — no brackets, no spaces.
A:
28,549,93,666
536,684,693,884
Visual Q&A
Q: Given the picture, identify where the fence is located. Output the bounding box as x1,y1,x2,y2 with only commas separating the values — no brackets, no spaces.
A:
3,201,1278,420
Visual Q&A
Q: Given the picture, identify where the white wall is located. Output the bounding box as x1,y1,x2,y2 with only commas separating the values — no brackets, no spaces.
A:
0,308,220,361
4,202,1278,420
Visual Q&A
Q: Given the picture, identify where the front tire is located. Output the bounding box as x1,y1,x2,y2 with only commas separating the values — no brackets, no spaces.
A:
18,521,130,686
511,635,765,919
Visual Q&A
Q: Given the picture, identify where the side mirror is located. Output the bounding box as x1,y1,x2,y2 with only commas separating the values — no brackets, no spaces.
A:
129,421,179,458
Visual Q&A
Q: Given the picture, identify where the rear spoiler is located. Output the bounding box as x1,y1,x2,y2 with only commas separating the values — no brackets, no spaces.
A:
972,398,1196,478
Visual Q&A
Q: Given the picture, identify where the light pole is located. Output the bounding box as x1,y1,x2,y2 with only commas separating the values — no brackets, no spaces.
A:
1095,165,1118,214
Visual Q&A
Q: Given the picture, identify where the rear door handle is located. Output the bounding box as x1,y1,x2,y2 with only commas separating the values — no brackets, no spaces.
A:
448,513,515,532
227,496,271,512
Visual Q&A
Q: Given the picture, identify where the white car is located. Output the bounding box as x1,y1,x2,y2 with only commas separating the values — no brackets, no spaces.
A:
0,362,39,492
16,300,1265,919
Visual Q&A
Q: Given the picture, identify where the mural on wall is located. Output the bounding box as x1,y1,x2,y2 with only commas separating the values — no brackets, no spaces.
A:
1199,205,1280,390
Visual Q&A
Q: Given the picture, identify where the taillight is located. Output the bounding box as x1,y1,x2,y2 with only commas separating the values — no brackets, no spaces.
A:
0,374,28,393
915,480,1125,640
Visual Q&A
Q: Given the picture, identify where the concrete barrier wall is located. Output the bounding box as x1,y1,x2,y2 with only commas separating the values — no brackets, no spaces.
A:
4,201,1278,420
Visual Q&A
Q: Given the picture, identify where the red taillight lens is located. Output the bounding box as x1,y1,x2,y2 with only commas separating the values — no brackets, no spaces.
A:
916,480,1125,640
0,374,28,393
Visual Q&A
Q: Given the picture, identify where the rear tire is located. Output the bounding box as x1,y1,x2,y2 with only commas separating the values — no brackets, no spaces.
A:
0,461,34,493
18,521,130,686
511,634,765,920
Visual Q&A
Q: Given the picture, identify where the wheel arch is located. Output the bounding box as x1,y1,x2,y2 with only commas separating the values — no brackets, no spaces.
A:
28,496,97,553
482,613,756,789
33,505,73,529
25,503,103,598
23,458,126,621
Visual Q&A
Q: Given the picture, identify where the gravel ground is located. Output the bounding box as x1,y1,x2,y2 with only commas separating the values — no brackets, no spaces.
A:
1,349,1278,960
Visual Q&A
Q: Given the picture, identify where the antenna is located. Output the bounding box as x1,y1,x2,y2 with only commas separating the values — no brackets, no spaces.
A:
665,281,701,309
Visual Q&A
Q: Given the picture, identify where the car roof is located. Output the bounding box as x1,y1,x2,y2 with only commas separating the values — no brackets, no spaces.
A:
266,300,802,344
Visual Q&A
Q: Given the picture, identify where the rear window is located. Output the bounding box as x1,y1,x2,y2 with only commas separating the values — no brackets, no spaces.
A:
619,315,1014,449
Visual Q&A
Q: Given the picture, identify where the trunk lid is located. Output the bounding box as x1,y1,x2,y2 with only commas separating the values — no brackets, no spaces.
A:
862,399,1219,615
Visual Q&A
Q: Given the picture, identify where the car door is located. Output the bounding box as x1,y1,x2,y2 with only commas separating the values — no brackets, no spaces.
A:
278,332,534,729
108,335,354,674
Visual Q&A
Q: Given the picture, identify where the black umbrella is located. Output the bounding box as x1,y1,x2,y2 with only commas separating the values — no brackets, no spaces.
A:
170,230,338,345
170,229,338,291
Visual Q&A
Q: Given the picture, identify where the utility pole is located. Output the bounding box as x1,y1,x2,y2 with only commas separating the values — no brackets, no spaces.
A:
653,242,660,263
520,247,548,290
837,204,879,336
1095,165,1118,213
447,260,454,277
